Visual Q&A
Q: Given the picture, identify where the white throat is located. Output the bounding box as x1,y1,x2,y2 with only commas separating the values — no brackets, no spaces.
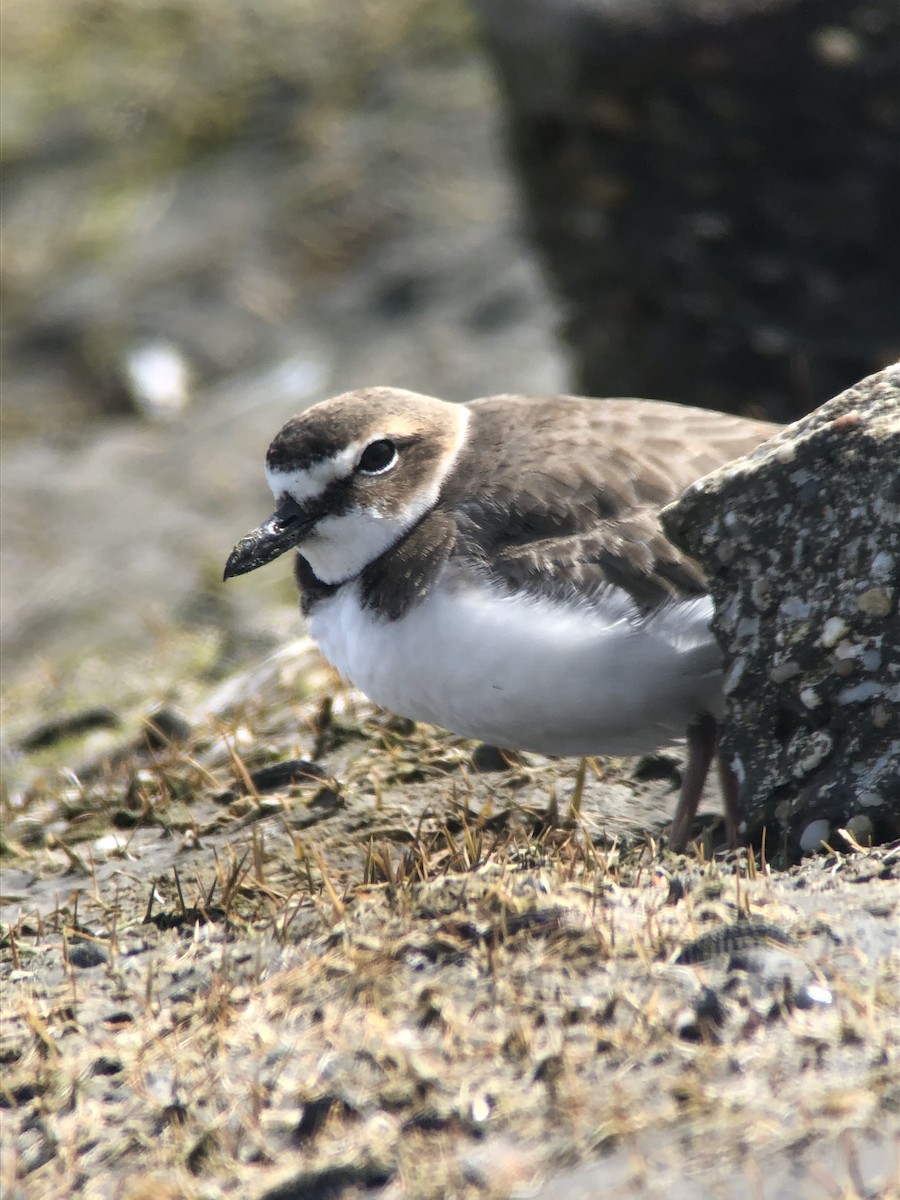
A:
298,506,419,584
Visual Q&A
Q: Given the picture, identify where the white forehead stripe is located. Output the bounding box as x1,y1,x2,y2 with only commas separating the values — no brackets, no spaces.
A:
265,438,377,502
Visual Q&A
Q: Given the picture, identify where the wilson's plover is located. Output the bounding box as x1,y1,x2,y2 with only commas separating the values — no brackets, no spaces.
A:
225,387,780,848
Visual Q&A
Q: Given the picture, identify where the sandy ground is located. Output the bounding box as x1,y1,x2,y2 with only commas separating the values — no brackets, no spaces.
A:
2,641,898,1199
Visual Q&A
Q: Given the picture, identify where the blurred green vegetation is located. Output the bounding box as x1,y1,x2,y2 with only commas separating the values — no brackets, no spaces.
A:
2,0,476,162
1,0,478,318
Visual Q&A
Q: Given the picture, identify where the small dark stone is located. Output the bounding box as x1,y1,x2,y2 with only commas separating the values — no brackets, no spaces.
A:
91,1056,123,1077
725,952,753,973
677,1020,704,1043
665,876,686,905
186,1130,219,1175
19,706,120,751
533,1053,565,1084
147,905,224,931
68,942,108,969
678,989,726,1043
0,1081,44,1108
378,714,417,736
632,752,681,783
694,986,727,1026
142,707,192,749
159,1101,189,1127
214,758,329,803
294,1094,355,1143
102,1010,135,1026
261,1160,394,1200
5,819,46,849
111,809,142,829
248,759,328,793
671,1085,693,1107
471,744,518,772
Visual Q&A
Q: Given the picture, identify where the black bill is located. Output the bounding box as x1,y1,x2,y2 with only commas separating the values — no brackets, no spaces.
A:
224,495,312,580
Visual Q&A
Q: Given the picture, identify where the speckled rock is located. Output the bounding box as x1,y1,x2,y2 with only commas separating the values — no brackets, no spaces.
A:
661,364,900,861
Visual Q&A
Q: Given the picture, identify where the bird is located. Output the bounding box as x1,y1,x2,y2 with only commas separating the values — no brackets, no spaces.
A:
224,387,781,849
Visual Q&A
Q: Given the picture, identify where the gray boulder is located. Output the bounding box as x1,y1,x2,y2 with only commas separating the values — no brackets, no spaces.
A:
661,364,900,861
473,0,900,420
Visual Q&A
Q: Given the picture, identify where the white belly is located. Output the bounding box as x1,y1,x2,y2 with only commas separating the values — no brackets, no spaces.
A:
309,577,723,756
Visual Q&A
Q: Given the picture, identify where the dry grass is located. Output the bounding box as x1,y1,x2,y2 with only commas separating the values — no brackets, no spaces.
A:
2,641,898,1198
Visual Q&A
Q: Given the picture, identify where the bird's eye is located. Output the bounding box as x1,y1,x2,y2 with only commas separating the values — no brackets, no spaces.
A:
356,439,397,475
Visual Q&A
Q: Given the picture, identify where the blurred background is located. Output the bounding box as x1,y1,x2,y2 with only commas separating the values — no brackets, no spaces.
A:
2,0,897,724
1,0,568,719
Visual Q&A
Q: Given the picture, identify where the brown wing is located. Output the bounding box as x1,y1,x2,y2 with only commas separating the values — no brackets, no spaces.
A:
443,395,780,611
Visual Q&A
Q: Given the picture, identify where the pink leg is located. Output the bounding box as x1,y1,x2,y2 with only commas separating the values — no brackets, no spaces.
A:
717,754,742,849
668,713,719,851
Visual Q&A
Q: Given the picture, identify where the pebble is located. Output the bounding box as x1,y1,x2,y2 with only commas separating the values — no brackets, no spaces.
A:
68,942,108,969
799,819,831,853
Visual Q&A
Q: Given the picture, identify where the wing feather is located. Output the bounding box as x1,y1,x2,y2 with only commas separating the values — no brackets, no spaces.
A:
441,395,778,611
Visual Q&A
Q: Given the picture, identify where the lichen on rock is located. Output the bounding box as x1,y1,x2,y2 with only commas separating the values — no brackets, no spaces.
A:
662,363,900,861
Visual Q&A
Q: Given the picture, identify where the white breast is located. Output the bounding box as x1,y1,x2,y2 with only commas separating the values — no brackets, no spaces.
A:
309,573,723,756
